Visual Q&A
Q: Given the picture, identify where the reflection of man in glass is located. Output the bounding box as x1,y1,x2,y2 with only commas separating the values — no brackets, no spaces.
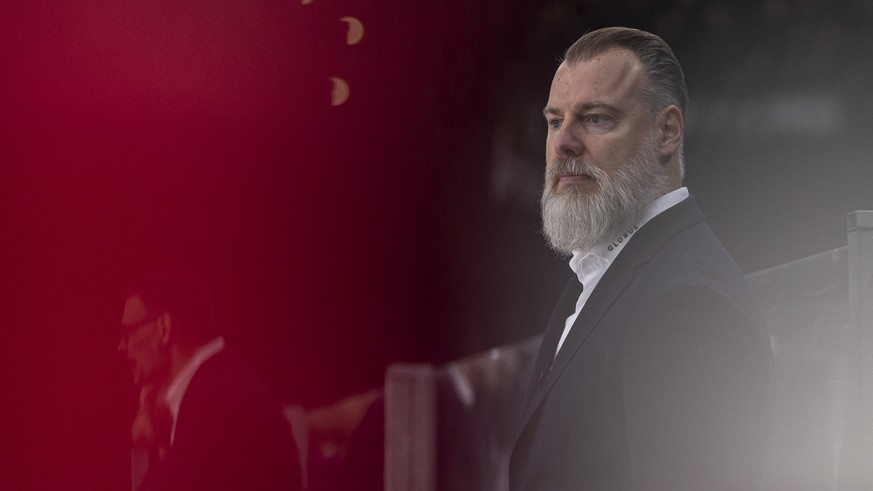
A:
118,268,302,491
510,27,772,490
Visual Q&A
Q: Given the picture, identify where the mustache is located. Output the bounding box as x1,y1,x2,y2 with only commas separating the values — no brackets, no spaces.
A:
546,157,607,185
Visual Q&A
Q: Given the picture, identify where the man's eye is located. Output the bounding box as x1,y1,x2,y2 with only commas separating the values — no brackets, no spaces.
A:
589,114,603,124
547,119,561,129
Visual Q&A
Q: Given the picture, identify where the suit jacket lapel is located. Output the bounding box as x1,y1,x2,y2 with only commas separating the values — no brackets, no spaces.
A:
517,195,706,435
519,276,582,413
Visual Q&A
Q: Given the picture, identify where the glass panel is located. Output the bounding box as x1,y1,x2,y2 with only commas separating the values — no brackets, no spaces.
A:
434,337,539,491
748,247,851,490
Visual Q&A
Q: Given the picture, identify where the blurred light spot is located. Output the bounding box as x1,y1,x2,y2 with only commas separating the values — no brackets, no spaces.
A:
330,77,350,106
341,17,365,45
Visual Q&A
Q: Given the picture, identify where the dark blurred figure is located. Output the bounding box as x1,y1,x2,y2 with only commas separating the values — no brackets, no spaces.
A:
509,27,772,490
117,268,302,491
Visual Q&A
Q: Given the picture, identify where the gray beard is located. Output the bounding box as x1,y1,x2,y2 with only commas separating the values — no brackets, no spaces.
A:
540,137,669,256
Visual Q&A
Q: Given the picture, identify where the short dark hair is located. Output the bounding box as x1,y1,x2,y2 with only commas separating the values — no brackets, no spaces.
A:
123,267,218,343
563,27,688,117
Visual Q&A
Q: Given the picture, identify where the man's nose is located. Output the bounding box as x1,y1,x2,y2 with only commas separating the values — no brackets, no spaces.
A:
554,124,584,158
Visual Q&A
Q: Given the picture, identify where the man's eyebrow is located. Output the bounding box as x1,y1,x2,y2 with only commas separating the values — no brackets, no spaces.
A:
542,101,622,117
542,106,560,117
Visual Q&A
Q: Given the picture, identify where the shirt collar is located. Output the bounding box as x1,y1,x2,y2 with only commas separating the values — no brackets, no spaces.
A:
569,187,689,279
164,336,225,441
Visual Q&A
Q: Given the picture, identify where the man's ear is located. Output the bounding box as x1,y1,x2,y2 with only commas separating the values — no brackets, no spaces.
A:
155,312,173,345
657,105,683,160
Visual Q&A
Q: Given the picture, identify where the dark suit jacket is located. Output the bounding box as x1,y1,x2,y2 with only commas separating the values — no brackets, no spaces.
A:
144,349,302,491
509,195,772,491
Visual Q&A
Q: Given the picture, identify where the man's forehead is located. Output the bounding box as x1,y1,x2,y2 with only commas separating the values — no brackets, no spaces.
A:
560,48,643,77
549,49,645,105
121,295,148,324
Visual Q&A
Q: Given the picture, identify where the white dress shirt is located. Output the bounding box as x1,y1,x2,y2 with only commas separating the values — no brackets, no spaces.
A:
164,336,226,445
554,187,689,356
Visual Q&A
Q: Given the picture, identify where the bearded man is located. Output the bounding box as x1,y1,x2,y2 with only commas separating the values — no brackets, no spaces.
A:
509,27,772,490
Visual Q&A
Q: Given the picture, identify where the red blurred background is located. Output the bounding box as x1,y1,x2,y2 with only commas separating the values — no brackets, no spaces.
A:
0,1,452,489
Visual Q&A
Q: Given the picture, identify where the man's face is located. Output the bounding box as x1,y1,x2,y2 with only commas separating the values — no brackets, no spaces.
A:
118,295,169,387
541,49,669,254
